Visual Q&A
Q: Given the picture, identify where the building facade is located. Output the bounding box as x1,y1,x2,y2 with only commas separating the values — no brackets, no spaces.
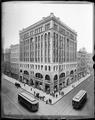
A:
86,53,93,73
19,13,77,93
77,48,88,79
4,48,11,62
3,48,11,74
10,44,19,79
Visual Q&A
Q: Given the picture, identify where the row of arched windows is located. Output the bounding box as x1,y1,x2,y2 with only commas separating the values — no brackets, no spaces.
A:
22,70,75,81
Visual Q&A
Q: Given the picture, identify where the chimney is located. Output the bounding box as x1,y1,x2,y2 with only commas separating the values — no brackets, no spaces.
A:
50,13,54,17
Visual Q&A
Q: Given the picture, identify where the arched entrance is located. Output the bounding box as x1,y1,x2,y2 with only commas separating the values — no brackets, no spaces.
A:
45,84,50,94
59,72,65,79
59,72,65,90
23,70,29,84
35,73,43,79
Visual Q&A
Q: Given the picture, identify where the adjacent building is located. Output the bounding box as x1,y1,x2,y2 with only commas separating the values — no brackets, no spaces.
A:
3,48,11,74
19,13,77,93
86,53,93,73
4,48,11,62
10,44,19,79
77,48,87,79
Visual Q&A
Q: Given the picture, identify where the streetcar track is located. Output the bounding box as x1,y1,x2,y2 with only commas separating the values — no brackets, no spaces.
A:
2,93,25,115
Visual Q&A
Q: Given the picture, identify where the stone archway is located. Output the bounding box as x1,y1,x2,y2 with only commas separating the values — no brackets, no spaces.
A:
59,72,65,79
35,73,43,79
45,74,50,80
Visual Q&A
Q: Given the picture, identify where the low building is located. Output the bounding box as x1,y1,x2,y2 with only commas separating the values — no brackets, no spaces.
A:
10,44,19,79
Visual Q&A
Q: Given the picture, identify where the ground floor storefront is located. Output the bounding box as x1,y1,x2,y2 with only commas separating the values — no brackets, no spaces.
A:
19,74,78,94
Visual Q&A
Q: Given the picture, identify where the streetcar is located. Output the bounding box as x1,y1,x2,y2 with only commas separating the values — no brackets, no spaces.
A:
72,90,87,109
18,92,39,112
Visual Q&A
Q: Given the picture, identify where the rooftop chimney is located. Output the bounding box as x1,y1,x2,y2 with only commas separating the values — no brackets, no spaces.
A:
50,13,54,17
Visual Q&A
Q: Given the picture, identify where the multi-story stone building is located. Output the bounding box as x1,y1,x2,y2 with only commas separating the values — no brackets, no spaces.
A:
19,13,77,93
77,48,87,79
10,44,19,79
86,53,93,73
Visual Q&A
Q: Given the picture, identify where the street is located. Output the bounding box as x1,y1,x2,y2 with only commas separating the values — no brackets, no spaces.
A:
1,74,94,118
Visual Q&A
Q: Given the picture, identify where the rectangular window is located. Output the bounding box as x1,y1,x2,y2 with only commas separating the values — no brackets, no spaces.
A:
45,65,47,70
41,65,43,70
45,23,50,30
59,27,65,35
35,65,37,69
54,23,58,30
48,66,51,71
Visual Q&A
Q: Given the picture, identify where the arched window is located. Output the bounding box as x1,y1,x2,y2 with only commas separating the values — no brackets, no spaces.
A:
35,73,43,79
24,70,29,75
45,75,50,80
54,74,58,80
70,70,74,75
59,73,65,79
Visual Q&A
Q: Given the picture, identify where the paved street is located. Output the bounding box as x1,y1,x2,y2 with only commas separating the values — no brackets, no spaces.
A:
1,74,94,118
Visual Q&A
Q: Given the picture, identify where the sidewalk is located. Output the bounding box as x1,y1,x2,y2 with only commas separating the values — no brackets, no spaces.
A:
2,73,90,105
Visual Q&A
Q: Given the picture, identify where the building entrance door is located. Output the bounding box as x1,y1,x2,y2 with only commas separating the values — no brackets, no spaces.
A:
45,84,50,94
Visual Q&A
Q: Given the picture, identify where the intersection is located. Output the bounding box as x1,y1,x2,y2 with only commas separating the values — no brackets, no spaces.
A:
1,74,94,118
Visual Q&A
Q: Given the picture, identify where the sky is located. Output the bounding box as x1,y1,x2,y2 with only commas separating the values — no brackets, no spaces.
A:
2,2,93,53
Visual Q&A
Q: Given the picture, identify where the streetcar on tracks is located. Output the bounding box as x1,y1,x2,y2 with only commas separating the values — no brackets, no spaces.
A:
18,92,39,112
72,90,87,109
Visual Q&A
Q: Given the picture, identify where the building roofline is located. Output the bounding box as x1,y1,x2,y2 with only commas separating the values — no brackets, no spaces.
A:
20,13,77,35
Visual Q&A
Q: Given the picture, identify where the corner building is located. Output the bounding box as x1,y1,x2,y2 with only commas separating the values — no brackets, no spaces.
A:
19,13,77,94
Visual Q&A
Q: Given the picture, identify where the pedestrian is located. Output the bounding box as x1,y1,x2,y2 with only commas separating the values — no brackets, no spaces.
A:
56,94,58,98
